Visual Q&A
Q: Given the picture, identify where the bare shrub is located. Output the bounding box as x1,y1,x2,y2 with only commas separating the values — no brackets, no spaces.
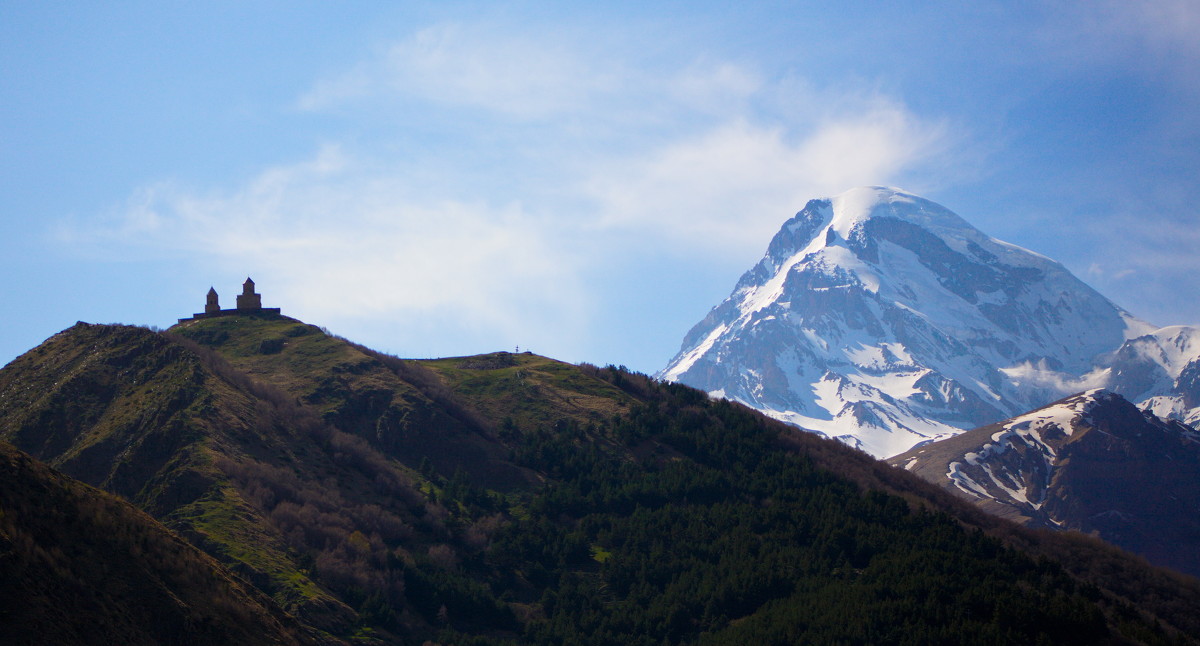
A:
427,543,459,570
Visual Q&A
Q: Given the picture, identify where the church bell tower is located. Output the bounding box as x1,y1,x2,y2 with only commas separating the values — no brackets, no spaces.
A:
236,277,262,311
204,287,220,315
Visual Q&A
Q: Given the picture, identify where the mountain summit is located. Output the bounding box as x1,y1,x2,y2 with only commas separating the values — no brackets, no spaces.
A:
660,187,1156,457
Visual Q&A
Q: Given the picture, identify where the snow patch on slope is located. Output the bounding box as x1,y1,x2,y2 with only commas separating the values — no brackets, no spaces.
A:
945,390,1111,507
661,323,727,381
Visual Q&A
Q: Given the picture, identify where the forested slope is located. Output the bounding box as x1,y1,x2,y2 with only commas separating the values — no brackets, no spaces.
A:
1,315,1197,644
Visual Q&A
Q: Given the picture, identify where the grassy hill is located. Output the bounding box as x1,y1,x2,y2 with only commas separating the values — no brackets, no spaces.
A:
1,314,1199,644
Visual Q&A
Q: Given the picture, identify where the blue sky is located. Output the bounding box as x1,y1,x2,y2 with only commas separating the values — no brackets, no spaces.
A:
3,1,1199,373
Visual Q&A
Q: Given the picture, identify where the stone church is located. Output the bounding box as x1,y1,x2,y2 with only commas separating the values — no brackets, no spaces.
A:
180,278,281,322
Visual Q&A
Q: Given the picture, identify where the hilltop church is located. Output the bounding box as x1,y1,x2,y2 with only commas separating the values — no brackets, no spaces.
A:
179,278,281,323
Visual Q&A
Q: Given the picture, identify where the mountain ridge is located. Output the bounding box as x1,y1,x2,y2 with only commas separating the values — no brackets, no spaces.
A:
891,388,1200,577
660,186,1195,457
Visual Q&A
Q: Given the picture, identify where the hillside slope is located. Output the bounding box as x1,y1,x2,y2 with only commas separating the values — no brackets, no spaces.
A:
0,440,316,646
2,316,1200,643
0,320,420,641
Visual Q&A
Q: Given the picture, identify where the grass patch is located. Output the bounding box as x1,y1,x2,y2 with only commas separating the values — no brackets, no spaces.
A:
169,484,333,609
420,353,635,432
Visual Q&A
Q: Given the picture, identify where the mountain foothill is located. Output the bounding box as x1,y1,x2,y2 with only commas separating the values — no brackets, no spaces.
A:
2,189,1200,643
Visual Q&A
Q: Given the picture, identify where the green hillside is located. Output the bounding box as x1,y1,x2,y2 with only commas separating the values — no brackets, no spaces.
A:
1,314,1198,644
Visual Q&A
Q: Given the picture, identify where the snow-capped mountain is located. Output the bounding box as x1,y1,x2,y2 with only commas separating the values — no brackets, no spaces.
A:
1092,326,1200,427
890,389,1200,577
659,186,1175,457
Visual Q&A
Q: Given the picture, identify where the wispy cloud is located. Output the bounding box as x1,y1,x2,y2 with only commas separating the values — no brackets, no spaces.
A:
1099,1,1200,71
298,23,621,119
1040,1,1200,98
244,20,960,264
1077,211,1200,326
1087,263,1134,281
61,19,965,361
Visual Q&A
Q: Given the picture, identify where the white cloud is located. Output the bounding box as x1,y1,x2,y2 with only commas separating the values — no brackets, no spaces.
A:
59,147,590,353
1086,263,1135,281
667,62,763,116
293,22,959,263
583,100,952,255
1073,213,1200,326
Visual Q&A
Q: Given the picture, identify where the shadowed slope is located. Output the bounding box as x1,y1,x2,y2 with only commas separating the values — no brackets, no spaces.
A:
0,440,316,646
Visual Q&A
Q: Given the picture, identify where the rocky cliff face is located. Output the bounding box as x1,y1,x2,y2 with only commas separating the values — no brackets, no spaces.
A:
660,187,1157,457
891,389,1200,577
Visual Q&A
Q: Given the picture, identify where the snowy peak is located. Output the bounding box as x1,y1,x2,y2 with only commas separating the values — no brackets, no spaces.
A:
737,187,979,295
731,186,1141,372
661,185,1200,575
661,187,1151,458
830,186,975,240
1095,325,1200,426
1104,326,1200,380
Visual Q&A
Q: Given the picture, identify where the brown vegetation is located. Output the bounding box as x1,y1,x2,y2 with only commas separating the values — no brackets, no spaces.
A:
0,441,317,646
